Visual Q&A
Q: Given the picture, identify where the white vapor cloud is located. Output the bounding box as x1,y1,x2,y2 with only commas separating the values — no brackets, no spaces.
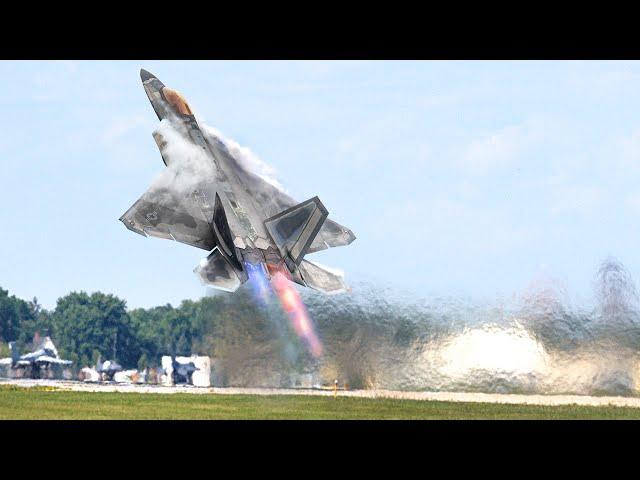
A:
201,124,285,192
151,119,217,195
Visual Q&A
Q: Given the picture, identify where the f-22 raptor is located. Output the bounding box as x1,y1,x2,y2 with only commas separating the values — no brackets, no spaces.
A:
120,70,356,293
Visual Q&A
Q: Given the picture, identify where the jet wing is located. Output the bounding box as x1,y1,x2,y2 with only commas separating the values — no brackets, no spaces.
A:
119,121,226,251
309,217,356,254
36,356,72,365
120,169,216,251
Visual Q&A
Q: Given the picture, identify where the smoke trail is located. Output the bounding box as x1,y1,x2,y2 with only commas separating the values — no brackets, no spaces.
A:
202,257,640,396
151,119,217,194
243,261,324,360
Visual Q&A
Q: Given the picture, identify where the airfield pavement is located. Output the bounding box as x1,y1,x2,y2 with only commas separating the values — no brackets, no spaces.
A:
2,378,640,408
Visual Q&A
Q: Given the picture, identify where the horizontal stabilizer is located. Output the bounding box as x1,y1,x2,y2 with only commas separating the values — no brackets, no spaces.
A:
264,197,328,269
194,247,244,293
299,259,348,294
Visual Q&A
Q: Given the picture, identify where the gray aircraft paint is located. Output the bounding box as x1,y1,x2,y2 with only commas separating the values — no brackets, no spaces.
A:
120,70,355,294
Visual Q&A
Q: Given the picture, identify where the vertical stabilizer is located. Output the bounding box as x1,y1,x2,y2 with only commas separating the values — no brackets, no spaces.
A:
9,342,19,365
264,197,328,270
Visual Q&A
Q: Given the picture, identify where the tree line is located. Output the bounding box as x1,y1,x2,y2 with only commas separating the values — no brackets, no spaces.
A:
0,285,302,372
0,282,428,388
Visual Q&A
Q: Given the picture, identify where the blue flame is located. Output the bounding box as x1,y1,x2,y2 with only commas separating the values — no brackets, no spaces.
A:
244,262,272,304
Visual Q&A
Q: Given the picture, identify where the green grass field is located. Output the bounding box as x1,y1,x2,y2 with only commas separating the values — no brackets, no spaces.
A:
1,385,640,419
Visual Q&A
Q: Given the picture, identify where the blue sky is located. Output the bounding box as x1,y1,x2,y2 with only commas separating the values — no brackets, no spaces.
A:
2,60,640,309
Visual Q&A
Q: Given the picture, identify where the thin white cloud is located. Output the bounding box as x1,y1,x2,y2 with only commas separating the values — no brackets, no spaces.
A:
627,192,640,212
619,128,640,171
462,124,529,174
102,114,148,142
549,185,604,216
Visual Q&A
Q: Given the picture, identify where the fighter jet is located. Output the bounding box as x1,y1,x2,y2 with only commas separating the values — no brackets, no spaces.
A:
120,69,356,294
95,358,123,382
0,337,72,379
170,356,198,385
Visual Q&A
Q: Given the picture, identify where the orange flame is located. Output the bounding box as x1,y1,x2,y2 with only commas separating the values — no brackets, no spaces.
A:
270,270,323,357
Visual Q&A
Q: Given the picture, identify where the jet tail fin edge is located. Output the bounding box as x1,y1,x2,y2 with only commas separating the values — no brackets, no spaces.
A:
264,196,328,269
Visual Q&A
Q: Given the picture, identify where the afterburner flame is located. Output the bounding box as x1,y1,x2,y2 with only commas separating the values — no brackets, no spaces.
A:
244,262,324,358
271,271,323,357
245,262,271,304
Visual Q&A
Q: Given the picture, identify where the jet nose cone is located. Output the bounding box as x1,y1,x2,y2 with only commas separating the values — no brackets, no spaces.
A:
140,68,156,82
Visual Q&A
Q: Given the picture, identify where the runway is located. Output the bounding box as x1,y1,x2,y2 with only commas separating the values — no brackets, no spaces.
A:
3,378,640,408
